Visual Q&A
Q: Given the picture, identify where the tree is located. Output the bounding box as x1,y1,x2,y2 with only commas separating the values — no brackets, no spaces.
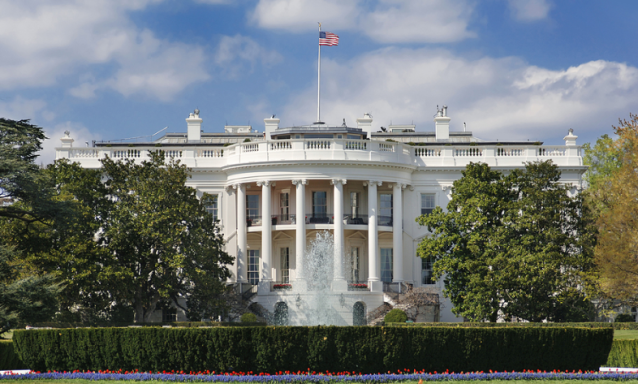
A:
0,118,65,332
417,161,595,322
594,114,638,307
3,151,233,323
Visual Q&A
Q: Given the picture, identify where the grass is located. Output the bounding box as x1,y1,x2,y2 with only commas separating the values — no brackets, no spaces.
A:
614,330,638,340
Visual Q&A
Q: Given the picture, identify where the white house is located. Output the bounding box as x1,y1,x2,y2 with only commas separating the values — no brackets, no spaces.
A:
56,107,585,324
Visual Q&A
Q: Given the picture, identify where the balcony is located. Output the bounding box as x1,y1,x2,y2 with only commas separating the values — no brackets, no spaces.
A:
343,214,368,225
246,216,262,227
59,139,583,170
306,212,334,224
270,214,295,226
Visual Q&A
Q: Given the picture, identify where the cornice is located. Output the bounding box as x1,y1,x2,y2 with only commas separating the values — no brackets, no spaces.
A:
222,160,417,173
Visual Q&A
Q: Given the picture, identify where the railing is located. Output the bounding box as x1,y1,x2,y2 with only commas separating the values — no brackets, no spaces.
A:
378,215,393,226
344,214,368,225
270,141,292,151
197,149,223,157
70,149,99,158
414,147,441,157
306,213,334,224
455,148,482,157
496,147,523,157
271,214,295,225
345,141,367,150
383,282,407,294
537,147,566,156
59,139,581,168
379,143,394,152
246,216,262,227
306,140,331,150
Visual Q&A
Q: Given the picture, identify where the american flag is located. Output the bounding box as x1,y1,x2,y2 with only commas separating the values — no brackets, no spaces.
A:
319,31,339,46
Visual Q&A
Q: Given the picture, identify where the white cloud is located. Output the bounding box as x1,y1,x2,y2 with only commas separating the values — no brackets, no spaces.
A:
250,0,476,43
0,0,209,101
278,48,638,143
39,122,102,166
507,0,552,22
0,96,52,122
215,35,283,78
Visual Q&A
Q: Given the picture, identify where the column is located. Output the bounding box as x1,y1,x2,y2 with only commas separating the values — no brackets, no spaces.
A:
332,179,347,291
292,179,307,289
257,181,272,294
392,183,404,283
236,183,247,283
367,181,382,292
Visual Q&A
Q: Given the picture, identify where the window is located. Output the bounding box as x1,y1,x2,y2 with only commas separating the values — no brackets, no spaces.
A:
280,247,290,283
204,194,219,222
353,302,366,325
248,249,260,285
280,192,289,221
421,194,435,215
247,195,259,219
380,193,393,226
347,135,360,140
381,248,393,283
163,307,177,322
305,134,333,139
312,191,327,218
422,256,434,285
349,247,360,282
337,134,343,139
350,192,359,217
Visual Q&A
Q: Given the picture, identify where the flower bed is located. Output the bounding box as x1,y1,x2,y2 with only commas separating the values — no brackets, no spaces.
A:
272,284,292,290
2,370,638,382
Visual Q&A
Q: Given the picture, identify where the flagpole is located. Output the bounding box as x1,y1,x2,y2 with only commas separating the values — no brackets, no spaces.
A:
317,22,321,124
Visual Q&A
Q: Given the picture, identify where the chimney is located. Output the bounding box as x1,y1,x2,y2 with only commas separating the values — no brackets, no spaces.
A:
435,105,450,141
264,115,280,140
356,113,373,139
564,128,578,146
186,109,202,142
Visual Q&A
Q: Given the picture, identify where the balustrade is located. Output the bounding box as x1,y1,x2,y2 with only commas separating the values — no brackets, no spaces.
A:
306,140,331,150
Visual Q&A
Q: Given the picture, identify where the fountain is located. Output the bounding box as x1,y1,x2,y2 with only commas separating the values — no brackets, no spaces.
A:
290,231,348,325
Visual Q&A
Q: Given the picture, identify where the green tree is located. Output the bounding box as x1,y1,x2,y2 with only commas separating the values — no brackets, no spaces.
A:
594,114,638,307
0,118,65,332
417,161,594,322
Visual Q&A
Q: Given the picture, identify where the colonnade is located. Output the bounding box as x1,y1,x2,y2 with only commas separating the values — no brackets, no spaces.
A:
232,179,406,293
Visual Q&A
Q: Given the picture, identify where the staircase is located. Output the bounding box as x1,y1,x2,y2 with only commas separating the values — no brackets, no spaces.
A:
367,286,440,325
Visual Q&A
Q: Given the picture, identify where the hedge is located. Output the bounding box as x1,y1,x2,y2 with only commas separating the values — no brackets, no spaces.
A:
19,321,266,329
388,322,627,328
13,326,612,373
0,341,25,370
606,339,638,367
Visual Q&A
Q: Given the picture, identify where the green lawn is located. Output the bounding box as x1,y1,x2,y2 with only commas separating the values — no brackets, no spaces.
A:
614,330,638,340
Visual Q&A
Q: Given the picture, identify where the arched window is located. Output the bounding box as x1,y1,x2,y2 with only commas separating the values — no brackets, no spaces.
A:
353,301,366,325
274,302,289,326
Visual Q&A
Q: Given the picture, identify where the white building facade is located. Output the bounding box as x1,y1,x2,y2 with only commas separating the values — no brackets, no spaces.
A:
56,108,585,324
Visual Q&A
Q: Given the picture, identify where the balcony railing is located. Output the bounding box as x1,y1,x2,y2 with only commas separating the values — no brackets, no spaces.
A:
246,216,262,227
271,214,295,225
306,212,334,224
378,215,393,226
58,139,583,169
344,214,368,225
347,282,370,291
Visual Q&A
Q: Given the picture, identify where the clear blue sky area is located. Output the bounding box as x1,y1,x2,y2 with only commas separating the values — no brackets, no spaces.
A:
1,0,636,163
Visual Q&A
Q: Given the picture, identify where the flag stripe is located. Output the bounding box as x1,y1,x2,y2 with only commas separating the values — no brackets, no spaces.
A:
319,31,339,46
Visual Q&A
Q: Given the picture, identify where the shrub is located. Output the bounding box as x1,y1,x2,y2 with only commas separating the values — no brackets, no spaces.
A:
606,339,638,367
384,309,407,323
0,342,25,370
241,313,257,323
13,326,612,373
615,314,635,323
243,138,251,143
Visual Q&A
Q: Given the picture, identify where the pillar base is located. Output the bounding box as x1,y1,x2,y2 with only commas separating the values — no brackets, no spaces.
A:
257,281,271,295
369,280,383,292
331,279,348,292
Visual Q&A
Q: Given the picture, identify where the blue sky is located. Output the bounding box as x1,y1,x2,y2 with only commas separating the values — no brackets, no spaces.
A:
1,0,637,163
